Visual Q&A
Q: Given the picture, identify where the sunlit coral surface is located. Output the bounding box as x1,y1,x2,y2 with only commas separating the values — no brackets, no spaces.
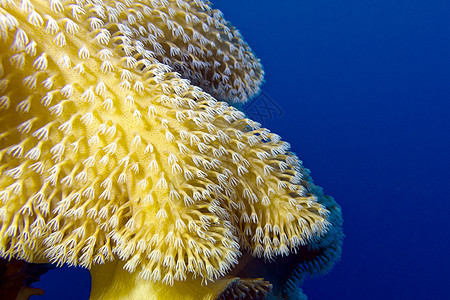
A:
0,0,342,299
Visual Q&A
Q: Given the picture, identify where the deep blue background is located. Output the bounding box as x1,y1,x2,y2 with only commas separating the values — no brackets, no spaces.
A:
32,0,450,299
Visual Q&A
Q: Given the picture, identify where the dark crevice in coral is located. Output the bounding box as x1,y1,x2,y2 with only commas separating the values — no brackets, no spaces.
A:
215,278,272,300
0,258,53,300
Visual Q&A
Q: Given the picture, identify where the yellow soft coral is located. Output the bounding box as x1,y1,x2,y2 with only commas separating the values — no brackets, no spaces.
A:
0,0,339,299
95,0,265,103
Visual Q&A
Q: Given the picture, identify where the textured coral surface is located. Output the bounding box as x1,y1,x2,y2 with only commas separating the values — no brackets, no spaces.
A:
0,0,342,299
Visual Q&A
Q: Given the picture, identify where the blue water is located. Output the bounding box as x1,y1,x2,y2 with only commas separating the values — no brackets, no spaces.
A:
33,0,450,299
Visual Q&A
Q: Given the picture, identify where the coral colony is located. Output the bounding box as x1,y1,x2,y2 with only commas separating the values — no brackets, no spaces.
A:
0,0,342,299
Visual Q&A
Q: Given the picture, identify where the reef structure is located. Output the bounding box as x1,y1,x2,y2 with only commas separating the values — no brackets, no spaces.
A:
0,0,342,299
